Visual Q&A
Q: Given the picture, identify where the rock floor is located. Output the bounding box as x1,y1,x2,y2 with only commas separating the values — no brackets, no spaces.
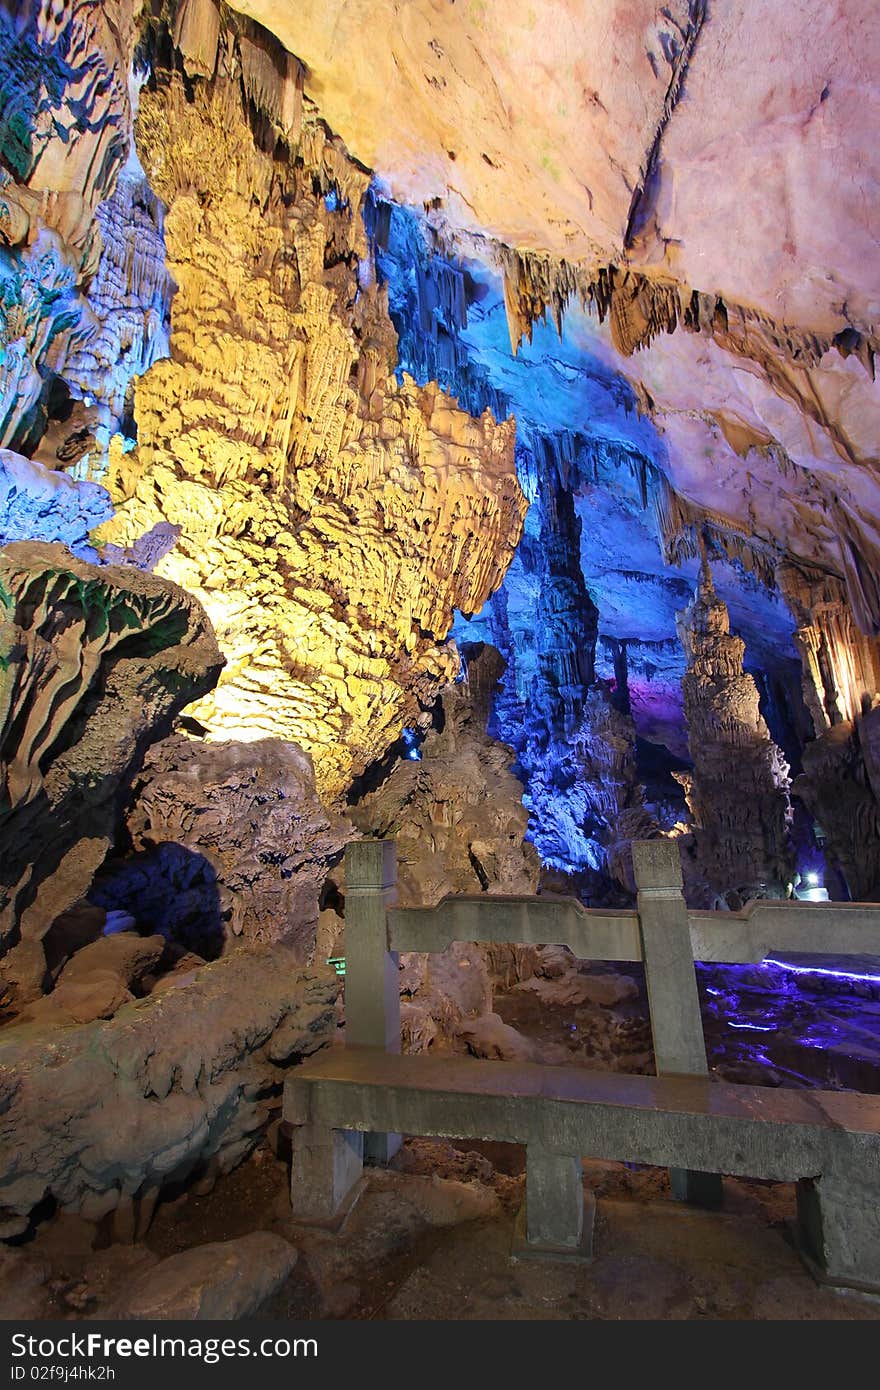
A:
2,1136,878,1322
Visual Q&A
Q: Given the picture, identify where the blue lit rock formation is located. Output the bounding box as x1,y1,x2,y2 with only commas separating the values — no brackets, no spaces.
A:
0,448,111,554
0,1,143,456
56,152,175,477
370,196,803,888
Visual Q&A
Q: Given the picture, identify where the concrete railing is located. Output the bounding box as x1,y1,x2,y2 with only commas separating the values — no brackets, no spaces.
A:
341,836,880,1201
285,837,880,1289
344,835,880,1062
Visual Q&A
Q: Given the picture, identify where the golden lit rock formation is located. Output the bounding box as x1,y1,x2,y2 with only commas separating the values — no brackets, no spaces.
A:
237,0,880,637
97,49,524,800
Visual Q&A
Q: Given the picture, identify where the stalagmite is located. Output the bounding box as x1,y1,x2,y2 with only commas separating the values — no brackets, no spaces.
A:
675,553,793,905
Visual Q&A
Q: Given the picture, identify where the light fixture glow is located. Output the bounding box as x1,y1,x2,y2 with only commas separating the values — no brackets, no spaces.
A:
763,957,880,986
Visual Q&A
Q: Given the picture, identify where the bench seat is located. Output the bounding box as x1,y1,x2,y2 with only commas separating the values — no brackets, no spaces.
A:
284,1047,880,1292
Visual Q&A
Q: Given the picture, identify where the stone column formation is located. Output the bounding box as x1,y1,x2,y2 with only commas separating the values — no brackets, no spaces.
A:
94,37,526,803
778,562,880,730
482,435,655,890
676,555,793,905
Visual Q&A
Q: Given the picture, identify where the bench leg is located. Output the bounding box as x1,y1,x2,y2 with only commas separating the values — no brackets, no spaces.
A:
364,1132,402,1165
511,1146,593,1262
796,1174,880,1294
670,1167,723,1208
290,1122,364,1223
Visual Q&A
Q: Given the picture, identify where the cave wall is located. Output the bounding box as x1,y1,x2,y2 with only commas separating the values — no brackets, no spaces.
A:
236,0,880,652
0,541,222,985
369,194,826,893
0,2,528,811
0,1,148,459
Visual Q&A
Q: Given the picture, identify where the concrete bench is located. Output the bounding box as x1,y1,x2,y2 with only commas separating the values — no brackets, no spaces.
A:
284,1046,880,1293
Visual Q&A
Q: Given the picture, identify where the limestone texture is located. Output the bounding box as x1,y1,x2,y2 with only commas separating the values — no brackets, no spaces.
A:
350,643,539,906
0,449,111,554
0,542,222,962
114,1232,298,1320
97,37,525,802
676,558,793,905
0,1,144,453
0,949,337,1237
238,0,880,639
11,931,166,1029
93,734,353,958
794,716,880,903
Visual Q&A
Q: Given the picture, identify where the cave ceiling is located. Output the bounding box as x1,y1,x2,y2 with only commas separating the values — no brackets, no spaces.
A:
239,0,880,633
238,0,877,338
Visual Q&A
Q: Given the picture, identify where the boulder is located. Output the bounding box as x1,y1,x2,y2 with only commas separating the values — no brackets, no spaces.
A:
512,970,638,1009
456,1012,538,1063
115,1233,298,1320
0,948,337,1236
57,933,166,992
8,933,167,1027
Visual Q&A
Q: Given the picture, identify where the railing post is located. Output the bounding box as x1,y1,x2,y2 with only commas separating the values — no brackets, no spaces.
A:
344,838,401,1163
632,840,722,1207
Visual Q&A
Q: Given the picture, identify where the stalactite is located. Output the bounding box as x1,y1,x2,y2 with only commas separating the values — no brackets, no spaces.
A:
605,636,631,717
777,562,880,731
496,231,876,381
172,0,221,79
235,16,305,141
367,195,509,421
0,2,151,456
475,432,654,887
653,474,780,588
95,38,526,803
